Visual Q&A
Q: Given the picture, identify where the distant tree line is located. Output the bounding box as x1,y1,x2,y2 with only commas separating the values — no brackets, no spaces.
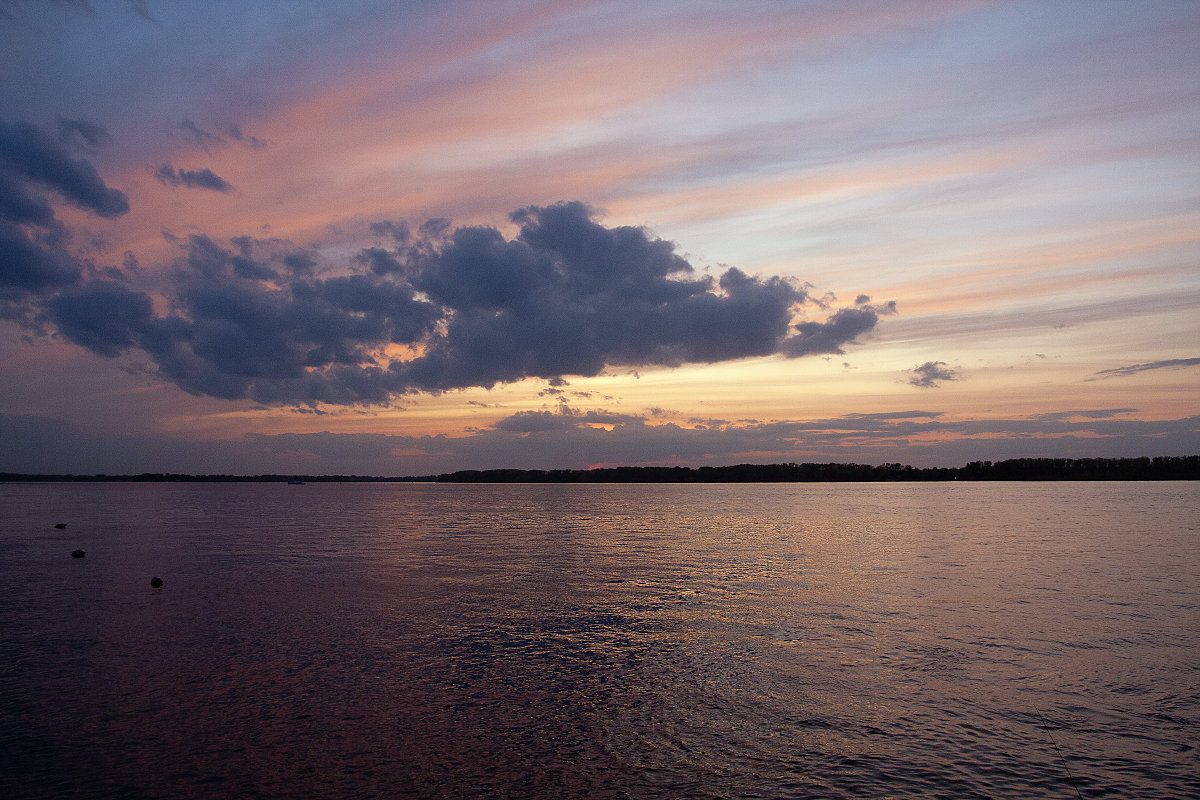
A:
433,456,1200,483
1,456,1197,483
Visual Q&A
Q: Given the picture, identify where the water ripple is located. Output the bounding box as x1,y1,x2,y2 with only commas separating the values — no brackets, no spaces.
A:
0,481,1197,798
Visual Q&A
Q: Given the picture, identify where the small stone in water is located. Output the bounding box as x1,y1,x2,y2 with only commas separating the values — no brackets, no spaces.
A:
150,576,164,588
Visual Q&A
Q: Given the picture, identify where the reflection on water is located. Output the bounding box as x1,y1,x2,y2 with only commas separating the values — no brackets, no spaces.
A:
1,482,1197,798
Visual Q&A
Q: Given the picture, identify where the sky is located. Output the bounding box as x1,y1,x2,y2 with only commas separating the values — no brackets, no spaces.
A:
1,0,1197,475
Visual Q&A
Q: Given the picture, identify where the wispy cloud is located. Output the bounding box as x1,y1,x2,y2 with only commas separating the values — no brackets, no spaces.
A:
1091,358,1200,379
179,117,224,148
55,116,111,148
1031,409,1137,421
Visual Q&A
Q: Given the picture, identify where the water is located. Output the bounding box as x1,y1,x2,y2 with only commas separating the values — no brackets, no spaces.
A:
0,481,1196,799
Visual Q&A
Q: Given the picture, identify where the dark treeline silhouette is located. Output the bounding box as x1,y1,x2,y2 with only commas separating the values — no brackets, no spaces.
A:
0,453,1195,484
435,456,1200,483
1,456,1197,483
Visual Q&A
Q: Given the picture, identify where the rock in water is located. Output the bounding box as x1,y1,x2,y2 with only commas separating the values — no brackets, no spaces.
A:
150,576,164,588
71,549,86,558
54,523,67,529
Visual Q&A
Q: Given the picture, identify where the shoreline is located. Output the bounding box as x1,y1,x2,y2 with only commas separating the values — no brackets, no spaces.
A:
2,455,1197,483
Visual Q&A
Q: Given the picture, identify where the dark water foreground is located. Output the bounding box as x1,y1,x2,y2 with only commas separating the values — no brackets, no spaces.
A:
1,482,1196,799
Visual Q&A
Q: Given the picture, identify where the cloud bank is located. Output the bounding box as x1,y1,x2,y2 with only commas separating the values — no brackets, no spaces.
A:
11,167,889,403
3,406,1195,476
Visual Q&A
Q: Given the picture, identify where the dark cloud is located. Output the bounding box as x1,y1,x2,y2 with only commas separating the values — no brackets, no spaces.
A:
907,361,957,387
0,118,129,217
494,410,578,433
418,217,452,239
397,202,818,390
154,162,234,193
0,171,55,227
354,246,403,275
228,235,279,280
1091,357,1200,379
103,233,441,403
0,218,81,297
226,124,266,150
20,201,890,404
0,119,127,302
782,300,895,357
281,249,317,275
370,220,410,243
47,280,154,357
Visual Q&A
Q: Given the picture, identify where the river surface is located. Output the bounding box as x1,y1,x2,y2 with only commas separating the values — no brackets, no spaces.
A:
0,481,1196,798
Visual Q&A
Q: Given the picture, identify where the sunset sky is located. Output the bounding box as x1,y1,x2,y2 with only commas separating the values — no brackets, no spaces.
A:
2,0,1197,475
